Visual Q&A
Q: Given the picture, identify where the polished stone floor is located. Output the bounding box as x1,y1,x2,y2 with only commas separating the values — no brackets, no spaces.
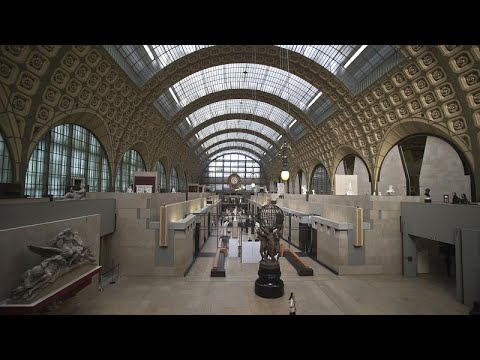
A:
51,230,469,315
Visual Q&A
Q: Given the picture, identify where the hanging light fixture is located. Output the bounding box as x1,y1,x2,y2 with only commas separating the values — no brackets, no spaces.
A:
280,140,291,181
280,47,292,182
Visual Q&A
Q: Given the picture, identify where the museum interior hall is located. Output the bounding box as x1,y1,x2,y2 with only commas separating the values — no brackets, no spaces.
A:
0,45,479,315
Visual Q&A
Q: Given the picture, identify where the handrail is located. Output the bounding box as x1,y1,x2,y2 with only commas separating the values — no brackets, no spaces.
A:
100,263,120,285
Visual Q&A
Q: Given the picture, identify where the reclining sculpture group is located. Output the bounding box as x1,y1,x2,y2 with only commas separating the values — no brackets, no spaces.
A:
62,186,86,200
8,228,95,303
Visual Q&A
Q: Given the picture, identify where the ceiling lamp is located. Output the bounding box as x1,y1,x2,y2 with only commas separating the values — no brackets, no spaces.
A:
279,48,293,183
280,140,291,181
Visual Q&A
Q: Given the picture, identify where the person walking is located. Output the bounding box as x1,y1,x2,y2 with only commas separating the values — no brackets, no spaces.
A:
289,292,296,315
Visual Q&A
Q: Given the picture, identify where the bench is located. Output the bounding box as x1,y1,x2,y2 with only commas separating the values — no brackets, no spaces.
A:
281,246,313,276
210,247,227,277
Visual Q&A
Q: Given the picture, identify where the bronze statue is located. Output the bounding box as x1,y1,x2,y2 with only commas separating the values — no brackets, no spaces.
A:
257,227,281,262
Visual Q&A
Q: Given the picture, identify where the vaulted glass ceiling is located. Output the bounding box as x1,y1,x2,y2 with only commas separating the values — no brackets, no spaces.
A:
202,143,267,162
177,99,304,139
156,63,319,120
209,150,262,163
195,133,275,156
104,44,406,164
278,45,403,94
187,120,283,147
107,45,403,95
203,141,269,159
111,45,212,87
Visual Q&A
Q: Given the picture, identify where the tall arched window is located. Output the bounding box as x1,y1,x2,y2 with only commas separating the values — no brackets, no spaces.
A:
200,153,265,192
115,149,145,192
25,124,110,198
311,163,330,194
170,167,178,191
0,131,14,183
180,172,187,192
155,161,167,192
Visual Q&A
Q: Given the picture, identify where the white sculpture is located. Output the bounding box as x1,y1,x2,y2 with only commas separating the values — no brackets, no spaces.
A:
386,185,395,195
127,185,133,193
346,182,354,195
312,189,315,195
233,207,238,221
301,185,307,194
378,191,382,196
62,186,86,200
171,187,176,193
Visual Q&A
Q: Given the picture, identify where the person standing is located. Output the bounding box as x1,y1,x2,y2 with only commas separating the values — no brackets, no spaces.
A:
289,292,296,315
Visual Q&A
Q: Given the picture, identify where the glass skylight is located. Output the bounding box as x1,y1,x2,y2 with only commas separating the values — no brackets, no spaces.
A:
199,133,274,153
108,45,404,96
188,120,282,146
201,145,266,163
176,99,303,138
203,141,269,158
278,45,404,94
112,45,212,87
156,63,319,119
207,150,262,163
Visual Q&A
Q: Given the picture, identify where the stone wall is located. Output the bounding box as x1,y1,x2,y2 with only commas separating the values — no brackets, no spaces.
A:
377,146,406,196
420,136,471,202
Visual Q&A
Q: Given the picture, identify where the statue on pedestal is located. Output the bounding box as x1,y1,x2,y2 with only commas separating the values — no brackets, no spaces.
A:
171,187,176,193
346,182,354,195
386,185,395,195
301,185,307,195
254,204,285,299
127,185,133,193
424,188,432,203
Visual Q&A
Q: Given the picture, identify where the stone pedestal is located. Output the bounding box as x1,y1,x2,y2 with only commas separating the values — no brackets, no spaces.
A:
232,220,238,238
254,261,284,298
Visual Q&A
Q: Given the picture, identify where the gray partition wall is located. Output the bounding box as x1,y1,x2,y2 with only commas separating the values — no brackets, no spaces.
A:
401,202,480,307
0,199,116,236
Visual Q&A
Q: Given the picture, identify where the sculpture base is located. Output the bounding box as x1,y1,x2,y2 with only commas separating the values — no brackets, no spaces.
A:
254,261,284,298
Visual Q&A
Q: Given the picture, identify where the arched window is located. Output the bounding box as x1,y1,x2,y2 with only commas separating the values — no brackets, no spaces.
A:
155,161,167,192
311,163,330,194
200,153,265,192
0,131,14,183
115,149,145,192
25,124,110,198
180,172,187,192
170,167,178,191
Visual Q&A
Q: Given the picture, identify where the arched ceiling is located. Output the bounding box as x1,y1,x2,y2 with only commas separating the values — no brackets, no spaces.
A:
192,130,280,153
185,118,288,147
203,146,266,164
195,133,277,157
199,138,274,159
106,44,406,166
209,150,262,163
155,63,321,119
176,98,305,140
110,45,403,95
201,140,270,161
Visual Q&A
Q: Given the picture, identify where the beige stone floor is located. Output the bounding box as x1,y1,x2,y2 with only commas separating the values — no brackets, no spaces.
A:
51,230,469,315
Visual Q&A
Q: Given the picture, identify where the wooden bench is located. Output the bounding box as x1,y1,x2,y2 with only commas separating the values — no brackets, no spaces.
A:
281,246,313,276
210,247,227,277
